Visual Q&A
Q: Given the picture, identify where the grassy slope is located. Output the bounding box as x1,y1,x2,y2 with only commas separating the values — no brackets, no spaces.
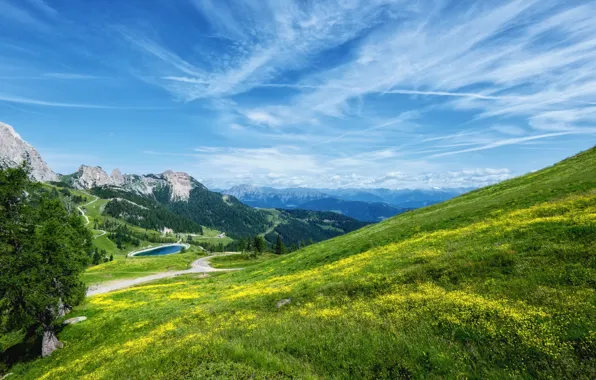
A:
15,148,596,379
210,253,278,269
82,250,204,285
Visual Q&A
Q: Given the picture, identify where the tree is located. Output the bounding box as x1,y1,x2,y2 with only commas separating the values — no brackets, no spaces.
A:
109,254,114,262
308,238,314,246
92,248,102,265
0,166,92,358
253,236,266,254
187,234,193,244
237,238,247,253
275,234,287,255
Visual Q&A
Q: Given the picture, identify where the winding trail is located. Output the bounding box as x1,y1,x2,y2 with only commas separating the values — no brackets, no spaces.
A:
77,195,107,239
86,253,241,297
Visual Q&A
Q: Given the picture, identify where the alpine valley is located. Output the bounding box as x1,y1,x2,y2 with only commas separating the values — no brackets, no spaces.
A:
0,122,370,250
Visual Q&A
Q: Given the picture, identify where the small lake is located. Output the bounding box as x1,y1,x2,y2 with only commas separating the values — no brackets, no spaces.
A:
131,244,186,257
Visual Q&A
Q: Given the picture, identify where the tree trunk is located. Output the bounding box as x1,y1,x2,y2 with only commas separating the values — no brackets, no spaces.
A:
41,330,63,357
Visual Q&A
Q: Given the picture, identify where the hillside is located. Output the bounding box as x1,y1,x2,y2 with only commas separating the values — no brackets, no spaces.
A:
297,197,408,222
11,147,596,379
262,208,368,247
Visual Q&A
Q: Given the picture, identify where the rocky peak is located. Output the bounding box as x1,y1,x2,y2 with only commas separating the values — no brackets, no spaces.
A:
160,170,194,201
109,168,125,186
73,165,110,189
0,122,58,182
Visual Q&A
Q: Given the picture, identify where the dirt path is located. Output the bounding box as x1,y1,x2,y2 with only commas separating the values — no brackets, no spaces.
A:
77,196,97,226
77,195,107,239
86,253,241,297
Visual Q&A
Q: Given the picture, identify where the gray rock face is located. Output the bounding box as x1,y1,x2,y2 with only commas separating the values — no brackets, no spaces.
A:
0,122,58,182
109,168,125,186
70,167,197,202
72,165,110,189
41,330,63,357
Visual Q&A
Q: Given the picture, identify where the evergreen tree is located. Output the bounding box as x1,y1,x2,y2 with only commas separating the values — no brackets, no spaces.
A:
275,234,287,255
253,236,266,254
308,238,314,246
237,238,247,253
0,166,92,357
109,254,114,262
92,248,102,265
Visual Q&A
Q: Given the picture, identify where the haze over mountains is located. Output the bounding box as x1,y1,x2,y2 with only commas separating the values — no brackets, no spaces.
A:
221,184,468,221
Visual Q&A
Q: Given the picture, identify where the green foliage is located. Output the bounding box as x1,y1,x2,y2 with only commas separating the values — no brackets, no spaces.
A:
0,166,92,355
263,208,367,248
275,234,287,255
103,198,203,234
253,236,266,254
165,187,269,238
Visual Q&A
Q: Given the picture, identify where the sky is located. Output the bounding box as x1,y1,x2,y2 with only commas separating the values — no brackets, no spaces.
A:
1,0,596,190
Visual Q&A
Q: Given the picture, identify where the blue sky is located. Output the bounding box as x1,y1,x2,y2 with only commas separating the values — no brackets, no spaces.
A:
1,0,595,189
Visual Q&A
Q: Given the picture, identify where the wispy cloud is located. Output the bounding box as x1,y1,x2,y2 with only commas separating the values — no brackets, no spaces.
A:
428,132,580,158
0,94,170,110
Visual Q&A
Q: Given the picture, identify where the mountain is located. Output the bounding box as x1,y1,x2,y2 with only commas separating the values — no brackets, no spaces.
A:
260,208,368,247
0,122,58,182
297,197,408,222
320,187,470,208
222,185,453,221
18,147,596,378
63,166,196,202
223,185,328,208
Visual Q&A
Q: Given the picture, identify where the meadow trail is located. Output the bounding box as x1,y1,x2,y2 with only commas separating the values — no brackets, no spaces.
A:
77,194,107,239
86,253,241,297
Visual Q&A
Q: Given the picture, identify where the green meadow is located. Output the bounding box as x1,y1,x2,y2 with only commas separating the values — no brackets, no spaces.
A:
13,147,596,379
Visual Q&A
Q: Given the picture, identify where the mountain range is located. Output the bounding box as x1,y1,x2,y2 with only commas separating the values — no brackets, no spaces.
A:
0,122,367,245
220,184,469,221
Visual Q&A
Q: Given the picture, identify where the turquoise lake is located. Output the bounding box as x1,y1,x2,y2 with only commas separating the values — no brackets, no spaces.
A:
133,244,185,257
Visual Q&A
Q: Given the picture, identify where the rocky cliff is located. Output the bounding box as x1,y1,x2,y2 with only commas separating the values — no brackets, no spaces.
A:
68,165,197,202
0,122,58,182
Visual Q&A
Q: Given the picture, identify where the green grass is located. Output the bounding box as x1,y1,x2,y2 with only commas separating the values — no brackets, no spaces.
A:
209,253,278,269
12,147,596,379
82,249,204,285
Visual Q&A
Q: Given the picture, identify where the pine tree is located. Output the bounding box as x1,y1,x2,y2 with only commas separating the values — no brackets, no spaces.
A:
0,166,92,357
253,236,266,254
237,238,247,253
275,234,287,255
109,254,114,262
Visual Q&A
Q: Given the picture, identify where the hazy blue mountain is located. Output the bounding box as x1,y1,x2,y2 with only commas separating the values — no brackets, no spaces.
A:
321,188,471,208
297,197,409,222
222,185,329,208
221,185,471,219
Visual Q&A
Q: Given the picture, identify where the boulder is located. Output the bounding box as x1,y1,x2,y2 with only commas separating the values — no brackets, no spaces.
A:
276,298,292,309
63,316,87,325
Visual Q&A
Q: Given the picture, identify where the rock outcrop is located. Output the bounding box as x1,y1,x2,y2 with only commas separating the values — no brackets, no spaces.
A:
68,167,198,202
72,165,110,189
0,122,58,182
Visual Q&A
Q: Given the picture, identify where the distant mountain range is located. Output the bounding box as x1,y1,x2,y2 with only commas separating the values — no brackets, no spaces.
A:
220,185,470,222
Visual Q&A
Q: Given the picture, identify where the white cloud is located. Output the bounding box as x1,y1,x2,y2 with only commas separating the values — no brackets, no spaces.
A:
490,125,526,136
428,132,578,158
